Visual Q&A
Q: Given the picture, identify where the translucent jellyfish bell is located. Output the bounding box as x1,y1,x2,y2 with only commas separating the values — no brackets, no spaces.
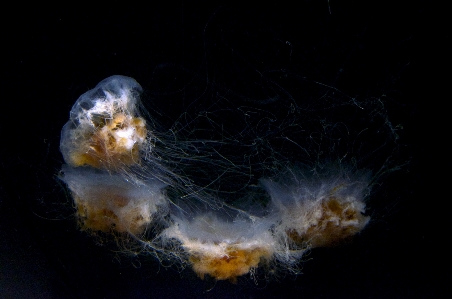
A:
261,169,371,249
60,165,168,234
60,76,147,170
163,213,275,281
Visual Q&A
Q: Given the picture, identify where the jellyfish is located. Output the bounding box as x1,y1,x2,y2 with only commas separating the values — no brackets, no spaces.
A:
59,75,390,282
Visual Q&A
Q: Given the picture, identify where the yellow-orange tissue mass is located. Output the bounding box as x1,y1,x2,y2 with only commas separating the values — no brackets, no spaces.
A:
189,247,272,282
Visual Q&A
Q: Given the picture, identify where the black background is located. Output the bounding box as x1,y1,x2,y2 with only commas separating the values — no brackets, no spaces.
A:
1,2,448,298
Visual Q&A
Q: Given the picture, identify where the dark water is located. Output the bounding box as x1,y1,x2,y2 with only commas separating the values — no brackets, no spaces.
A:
1,2,445,298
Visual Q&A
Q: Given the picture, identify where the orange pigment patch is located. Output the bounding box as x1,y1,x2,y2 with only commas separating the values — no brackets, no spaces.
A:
189,247,272,282
288,197,369,248
69,115,146,170
74,192,148,235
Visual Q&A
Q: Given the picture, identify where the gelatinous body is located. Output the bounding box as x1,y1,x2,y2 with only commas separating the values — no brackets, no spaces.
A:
60,76,147,170
163,215,274,281
61,165,167,234
262,173,370,250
